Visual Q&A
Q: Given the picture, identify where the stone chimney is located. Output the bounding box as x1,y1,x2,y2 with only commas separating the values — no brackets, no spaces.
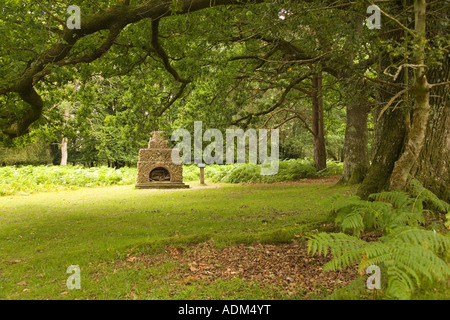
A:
135,131,189,189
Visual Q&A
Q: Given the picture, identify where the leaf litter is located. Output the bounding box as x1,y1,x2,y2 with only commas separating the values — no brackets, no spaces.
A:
118,240,359,298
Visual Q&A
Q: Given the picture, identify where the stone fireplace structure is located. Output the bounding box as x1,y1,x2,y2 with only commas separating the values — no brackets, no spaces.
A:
135,131,189,189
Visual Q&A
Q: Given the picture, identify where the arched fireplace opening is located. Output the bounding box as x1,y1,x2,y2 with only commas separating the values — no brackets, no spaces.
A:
149,167,171,182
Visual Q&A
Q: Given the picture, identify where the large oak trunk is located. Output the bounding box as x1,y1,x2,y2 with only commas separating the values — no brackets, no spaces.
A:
358,0,450,200
389,0,430,191
413,58,450,201
357,107,407,199
341,85,370,184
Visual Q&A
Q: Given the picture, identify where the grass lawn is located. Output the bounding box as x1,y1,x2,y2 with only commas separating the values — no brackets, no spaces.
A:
0,179,357,299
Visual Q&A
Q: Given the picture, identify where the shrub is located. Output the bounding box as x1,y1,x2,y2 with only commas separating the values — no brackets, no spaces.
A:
202,159,334,184
182,165,200,181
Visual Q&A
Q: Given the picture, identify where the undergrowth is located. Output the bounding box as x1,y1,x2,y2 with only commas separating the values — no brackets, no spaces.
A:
203,159,342,183
0,160,343,196
0,165,136,195
308,178,450,300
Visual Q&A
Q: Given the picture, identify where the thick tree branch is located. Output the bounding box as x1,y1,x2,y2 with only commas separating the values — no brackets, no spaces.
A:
151,19,190,84
232,73,312,125
56,27,122,67
263,108,313,134
430,80,450,88
150,18,191,116
377,87,411,121
1,0,262,138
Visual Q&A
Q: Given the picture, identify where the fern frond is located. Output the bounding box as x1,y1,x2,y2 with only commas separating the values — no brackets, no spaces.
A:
380,208,424,232
317,184,450,300
307,233,367,259
381,227,450,253
369,190,413,209
323,245,364,271
408,179,450,214
333,200,392,235
330,195,365,213
336,210,365,236
309,228,450,300
386,269,414,300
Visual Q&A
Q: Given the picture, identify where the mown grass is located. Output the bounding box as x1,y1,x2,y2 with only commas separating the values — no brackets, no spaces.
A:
0,181,353,300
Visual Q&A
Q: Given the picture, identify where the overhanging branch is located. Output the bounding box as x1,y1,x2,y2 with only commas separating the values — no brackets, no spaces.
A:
1,0,263,138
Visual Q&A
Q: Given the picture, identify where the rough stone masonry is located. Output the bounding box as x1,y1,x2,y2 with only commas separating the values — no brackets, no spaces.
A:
135,131,189,189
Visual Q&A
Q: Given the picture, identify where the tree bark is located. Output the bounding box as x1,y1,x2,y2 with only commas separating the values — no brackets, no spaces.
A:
340,12,370,184
389,0,431,191
357,30,407,199
357,0,440,198
357,106,407,199
311,72,327,171
341,95,370,184
413,79,450,201
413,18,450,201
60,137,68,166
60,108,70,166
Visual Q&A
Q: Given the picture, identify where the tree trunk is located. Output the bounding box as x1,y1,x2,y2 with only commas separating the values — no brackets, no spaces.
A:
357,107,407,199
311,72,327,171
413,81,450,201
357,0,439,199
389,0,430,191
357,35,407,199
60,137,68,166
338,11,371,184
60,108,70,166
341,88,370,184
413,27,450,201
